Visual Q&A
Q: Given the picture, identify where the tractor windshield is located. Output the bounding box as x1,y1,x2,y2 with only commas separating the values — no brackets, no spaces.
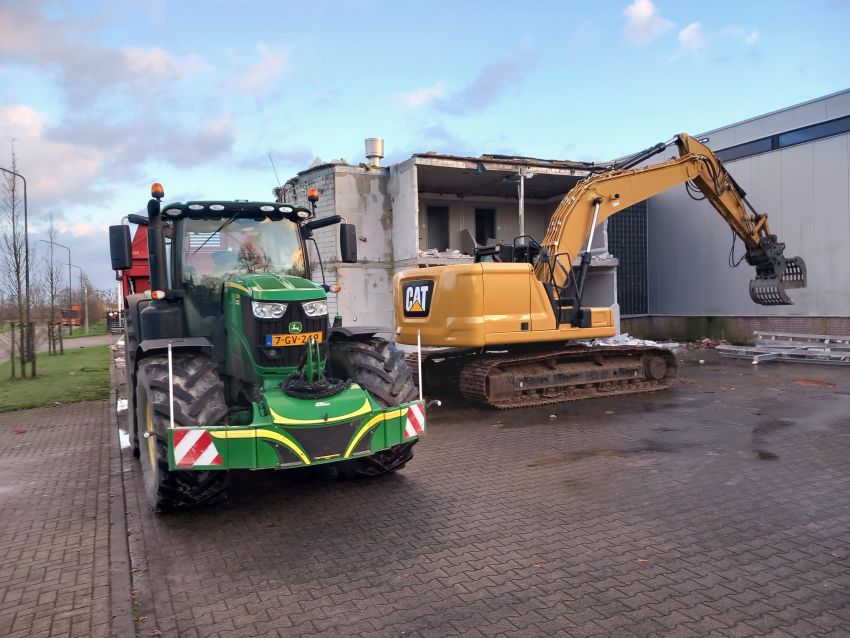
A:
181,217,306,282
179,217,306,336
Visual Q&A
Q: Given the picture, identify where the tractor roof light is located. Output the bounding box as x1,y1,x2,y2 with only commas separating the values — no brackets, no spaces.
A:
151,183,165,200
307,187,320,203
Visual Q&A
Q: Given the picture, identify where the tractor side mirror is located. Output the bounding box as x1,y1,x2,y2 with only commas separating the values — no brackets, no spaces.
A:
109,225,133,271
340,223,357,263
301,214,342,239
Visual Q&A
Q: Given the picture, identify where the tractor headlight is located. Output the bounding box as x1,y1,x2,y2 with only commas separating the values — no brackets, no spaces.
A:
252,301,287,319
302,300,328,317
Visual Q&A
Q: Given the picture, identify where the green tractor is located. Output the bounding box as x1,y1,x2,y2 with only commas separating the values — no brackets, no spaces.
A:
110,183,425,512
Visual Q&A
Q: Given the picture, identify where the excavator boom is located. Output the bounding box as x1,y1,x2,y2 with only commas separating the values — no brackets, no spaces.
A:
538,133,806,305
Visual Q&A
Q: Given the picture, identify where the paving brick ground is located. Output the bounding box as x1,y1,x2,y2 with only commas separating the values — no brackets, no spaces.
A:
0,401,114,638
123,351,850,637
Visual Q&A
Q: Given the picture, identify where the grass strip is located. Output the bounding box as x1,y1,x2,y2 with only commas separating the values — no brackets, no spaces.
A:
64,319,109,339
0,345,111,412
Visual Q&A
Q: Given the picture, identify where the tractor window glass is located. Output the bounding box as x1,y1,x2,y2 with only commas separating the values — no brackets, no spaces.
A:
181,217,305,282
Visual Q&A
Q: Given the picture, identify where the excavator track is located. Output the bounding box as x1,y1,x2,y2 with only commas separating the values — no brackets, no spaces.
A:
409,346,677,410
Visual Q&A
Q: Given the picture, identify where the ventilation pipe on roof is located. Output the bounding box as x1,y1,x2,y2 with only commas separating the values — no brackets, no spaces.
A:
365,138,384,167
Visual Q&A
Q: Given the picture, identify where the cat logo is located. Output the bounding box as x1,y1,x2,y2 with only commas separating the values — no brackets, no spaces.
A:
403,280,433,317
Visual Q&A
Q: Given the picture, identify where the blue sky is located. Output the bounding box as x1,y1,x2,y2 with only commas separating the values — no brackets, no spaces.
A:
1,0,848,290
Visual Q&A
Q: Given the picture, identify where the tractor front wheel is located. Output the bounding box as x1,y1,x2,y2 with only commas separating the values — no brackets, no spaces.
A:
330,337,419,479
135,354,229,512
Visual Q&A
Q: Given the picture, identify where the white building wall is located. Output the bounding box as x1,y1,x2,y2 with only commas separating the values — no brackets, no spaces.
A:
388,160,419,261
292,164,396,328
647,91,850,317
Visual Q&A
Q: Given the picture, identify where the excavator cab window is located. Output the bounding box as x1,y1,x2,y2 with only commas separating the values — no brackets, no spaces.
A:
474,236,544,265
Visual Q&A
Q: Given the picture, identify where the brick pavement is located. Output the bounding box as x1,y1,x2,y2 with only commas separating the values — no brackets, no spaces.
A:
0,400,118,638
123,351,850,637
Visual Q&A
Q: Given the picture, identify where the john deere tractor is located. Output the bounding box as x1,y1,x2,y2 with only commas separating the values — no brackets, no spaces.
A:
110,183,425,512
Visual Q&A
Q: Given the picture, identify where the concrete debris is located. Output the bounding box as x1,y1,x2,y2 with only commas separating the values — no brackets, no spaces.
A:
680,338,729,351
585,333,680,350
418,248,470,258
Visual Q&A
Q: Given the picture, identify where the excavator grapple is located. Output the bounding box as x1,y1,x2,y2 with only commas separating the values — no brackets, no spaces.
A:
749,256,807,306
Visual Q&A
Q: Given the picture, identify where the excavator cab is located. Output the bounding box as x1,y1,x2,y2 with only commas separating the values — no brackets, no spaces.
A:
474,236,545,265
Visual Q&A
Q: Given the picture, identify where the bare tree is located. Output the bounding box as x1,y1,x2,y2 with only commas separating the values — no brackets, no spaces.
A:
42,214,64,354
1,143,28,377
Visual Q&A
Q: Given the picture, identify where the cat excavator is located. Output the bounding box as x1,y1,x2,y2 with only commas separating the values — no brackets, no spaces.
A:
393,133,807,409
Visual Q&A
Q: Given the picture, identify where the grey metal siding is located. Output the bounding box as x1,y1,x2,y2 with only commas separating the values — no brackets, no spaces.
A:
647,120,850,317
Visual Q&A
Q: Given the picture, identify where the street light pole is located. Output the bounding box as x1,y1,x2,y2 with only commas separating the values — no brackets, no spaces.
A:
68,264,85,334
0,166,31,374
39,239,74,336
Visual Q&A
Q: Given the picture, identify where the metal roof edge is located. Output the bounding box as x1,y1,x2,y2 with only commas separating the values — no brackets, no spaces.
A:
699,87,850,137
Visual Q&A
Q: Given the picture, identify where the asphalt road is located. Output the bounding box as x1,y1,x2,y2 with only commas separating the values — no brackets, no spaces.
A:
118,351,850,637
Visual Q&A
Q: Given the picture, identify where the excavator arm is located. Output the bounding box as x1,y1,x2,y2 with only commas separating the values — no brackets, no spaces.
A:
537,133,806,305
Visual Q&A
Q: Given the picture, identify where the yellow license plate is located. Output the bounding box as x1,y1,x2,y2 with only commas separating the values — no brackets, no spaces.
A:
266,331,323,347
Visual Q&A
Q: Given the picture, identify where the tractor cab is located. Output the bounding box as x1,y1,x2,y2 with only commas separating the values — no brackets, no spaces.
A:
176,210,311,338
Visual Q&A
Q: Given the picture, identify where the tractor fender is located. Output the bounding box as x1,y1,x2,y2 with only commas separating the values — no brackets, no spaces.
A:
137,337,215,356
328,326,391,341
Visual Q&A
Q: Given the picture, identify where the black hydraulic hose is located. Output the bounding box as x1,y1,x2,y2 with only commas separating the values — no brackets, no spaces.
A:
614,142,668,171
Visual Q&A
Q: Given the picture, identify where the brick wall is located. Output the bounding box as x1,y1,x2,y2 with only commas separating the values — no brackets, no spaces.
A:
622,315,850,345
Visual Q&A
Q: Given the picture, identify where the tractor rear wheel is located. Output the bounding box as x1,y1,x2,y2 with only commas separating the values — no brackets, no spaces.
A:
135,354,229,512
330,337,419,479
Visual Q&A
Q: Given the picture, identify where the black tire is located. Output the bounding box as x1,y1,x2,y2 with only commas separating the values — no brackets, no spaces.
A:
136,354,229,512
330,338,419,479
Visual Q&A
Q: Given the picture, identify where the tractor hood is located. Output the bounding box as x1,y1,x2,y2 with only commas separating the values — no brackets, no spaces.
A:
226,273,325,301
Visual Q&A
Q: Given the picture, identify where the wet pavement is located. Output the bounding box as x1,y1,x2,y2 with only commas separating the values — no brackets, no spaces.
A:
0,400,126,638
119,351,850,637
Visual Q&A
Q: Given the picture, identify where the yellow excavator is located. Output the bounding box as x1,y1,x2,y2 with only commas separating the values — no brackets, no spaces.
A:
393,134,807,409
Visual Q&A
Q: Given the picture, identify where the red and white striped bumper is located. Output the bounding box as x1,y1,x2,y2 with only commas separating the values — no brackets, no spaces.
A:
403,401,425,439
173,429,223,467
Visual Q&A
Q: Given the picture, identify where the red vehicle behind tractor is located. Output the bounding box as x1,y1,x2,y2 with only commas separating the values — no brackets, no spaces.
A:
105,225,151,334
61,306,81,326
121,225,151,297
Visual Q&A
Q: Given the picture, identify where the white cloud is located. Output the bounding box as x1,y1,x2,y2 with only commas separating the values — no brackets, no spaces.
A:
678,22,708,53
56,221,104,238
671,23,760,59
623,0,674,46
0,104,45,138
0,104,105,206
236,43,291,92
122,47,208,79
392,82,446,108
